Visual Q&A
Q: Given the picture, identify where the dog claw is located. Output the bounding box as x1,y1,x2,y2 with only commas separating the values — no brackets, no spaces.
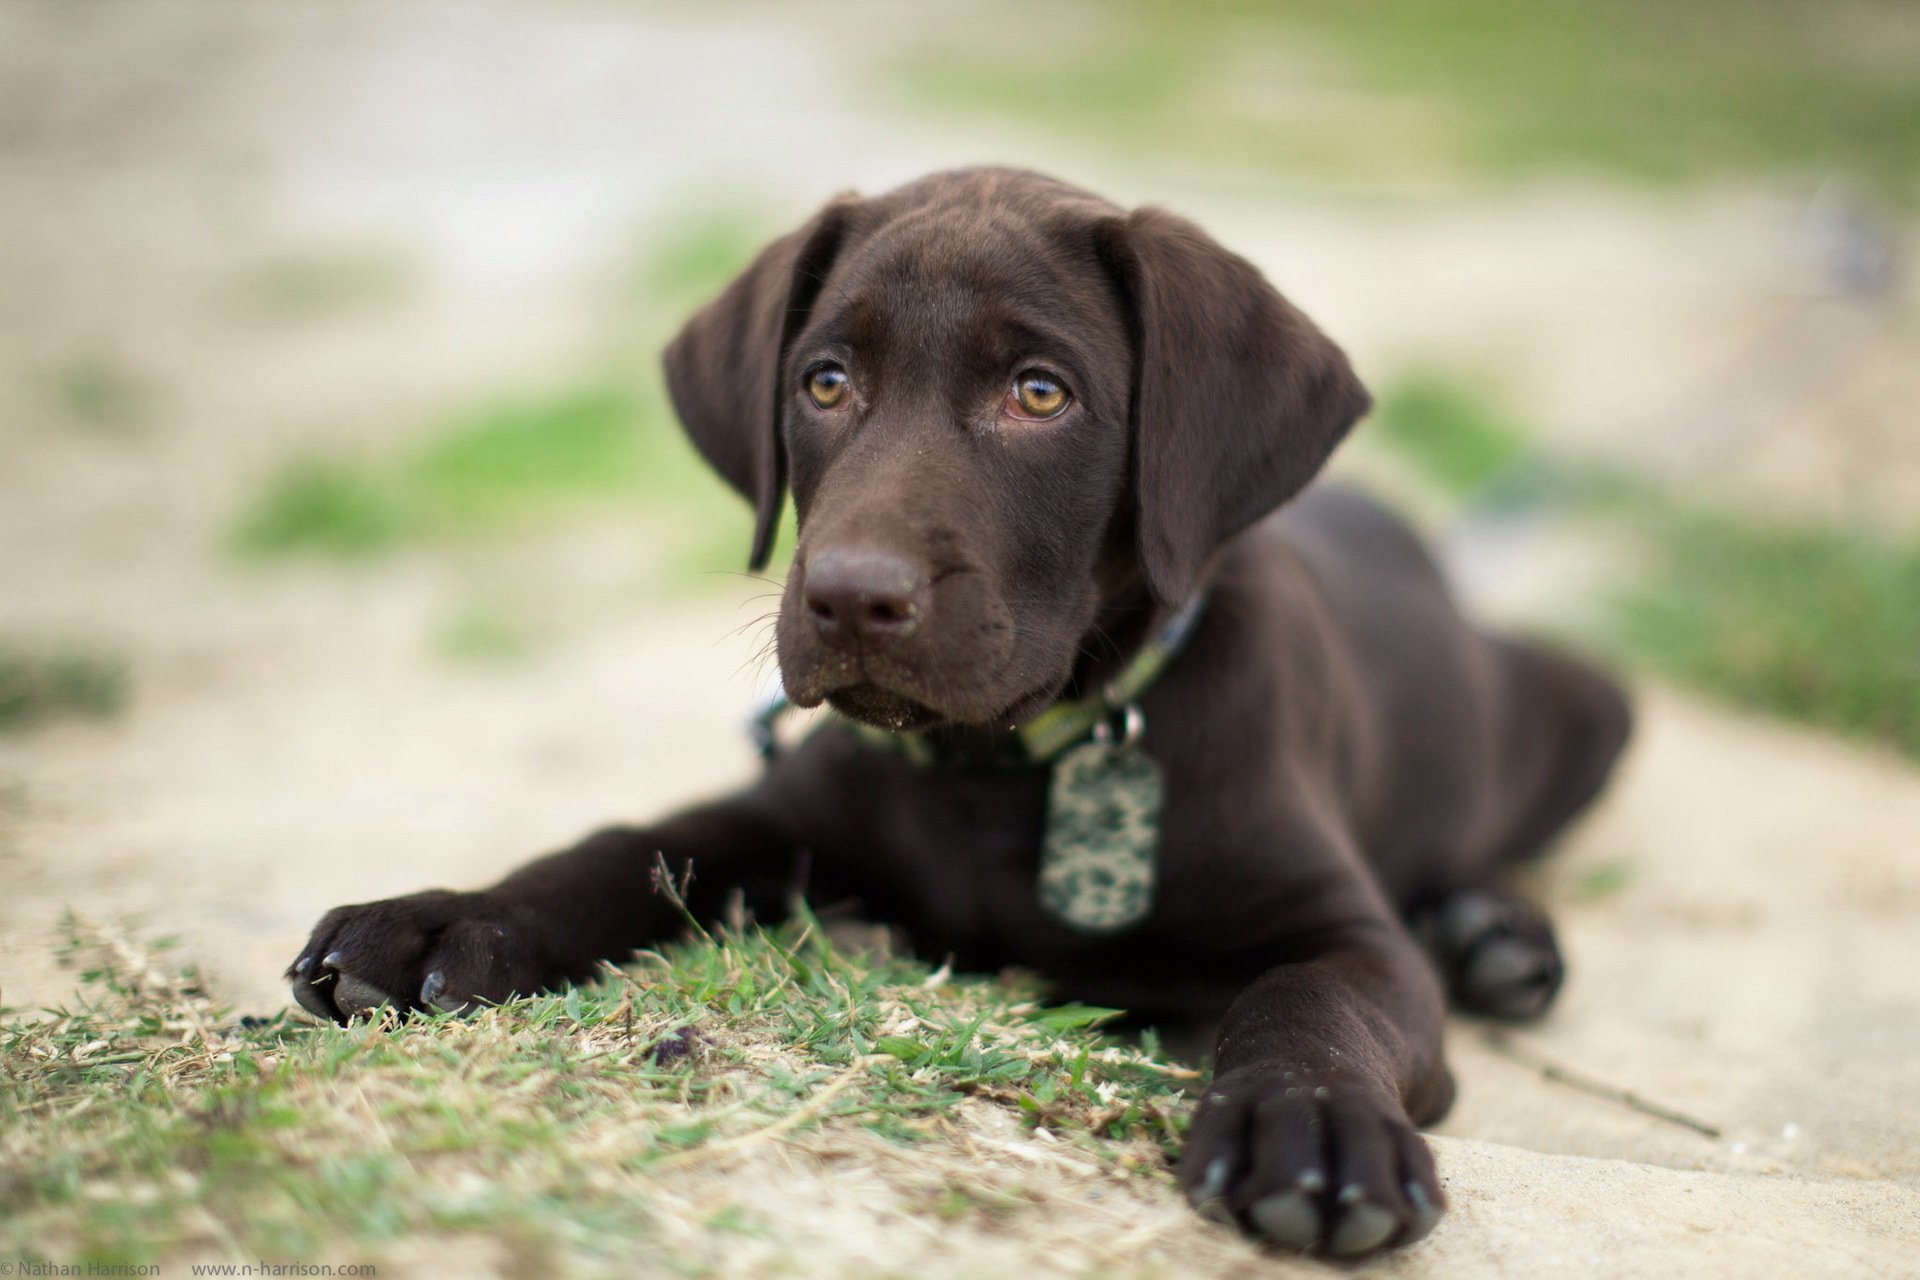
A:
331,972,391,1017
419,969,473,1013
1191,1156,1230,1204
291,971,338,1022
1188,1155,1234,1221
1405,1182,1443,1243
1329,1190,1397,1257
322,950,346,970
1249,1190,1321,1249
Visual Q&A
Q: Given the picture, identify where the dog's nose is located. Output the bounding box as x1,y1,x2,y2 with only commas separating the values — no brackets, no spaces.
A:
803,548,927,647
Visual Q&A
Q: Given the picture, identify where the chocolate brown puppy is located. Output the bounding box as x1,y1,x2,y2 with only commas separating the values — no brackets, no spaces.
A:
289,167,1631,1256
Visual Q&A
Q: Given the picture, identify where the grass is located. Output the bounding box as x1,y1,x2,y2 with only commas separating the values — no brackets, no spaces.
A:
228,208,783,591
2,919,1196,1271
1370,370,1920,762
229,380,781,599
432,591,548,666
245,248,412,318
0,644,129,733
1609,510,1920,759
50,356,145,432
1569,860,1637,903
630,210,778,313
889,0,1920,203
1370,373,1530,498
230,386,720,560
231,458,409,558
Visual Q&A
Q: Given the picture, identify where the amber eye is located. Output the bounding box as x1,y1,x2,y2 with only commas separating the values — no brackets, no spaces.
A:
1010,371,1071,420
806,364,850,410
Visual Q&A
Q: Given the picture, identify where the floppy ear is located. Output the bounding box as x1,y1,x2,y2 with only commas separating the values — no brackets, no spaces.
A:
662,199,859,570
1099,207,1371,605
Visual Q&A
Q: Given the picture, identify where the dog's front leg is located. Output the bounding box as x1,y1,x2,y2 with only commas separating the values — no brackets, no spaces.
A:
1180,919,1453,1257
287,787,800,1023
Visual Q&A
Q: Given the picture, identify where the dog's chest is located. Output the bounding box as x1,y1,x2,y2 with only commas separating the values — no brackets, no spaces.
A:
851,758,1282,973
862,767,1055,953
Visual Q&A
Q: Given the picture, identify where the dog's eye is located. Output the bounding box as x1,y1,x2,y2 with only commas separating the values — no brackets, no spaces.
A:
806,364,850,410
1009,371,1071,420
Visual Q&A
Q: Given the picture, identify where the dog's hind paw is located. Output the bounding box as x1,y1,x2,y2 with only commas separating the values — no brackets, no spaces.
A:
1413,887,1565,1022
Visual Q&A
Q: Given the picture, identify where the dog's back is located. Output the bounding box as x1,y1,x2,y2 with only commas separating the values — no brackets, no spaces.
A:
1265,483,1632,904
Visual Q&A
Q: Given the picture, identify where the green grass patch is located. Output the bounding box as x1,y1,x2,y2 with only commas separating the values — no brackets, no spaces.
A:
0,644,129,732
1371,370,1920,760
3,920,1193,1269
432,592,546,666
231,458,409,558
1370,372,1530,498
245,248,412,318
49,356,145,431
632,211,775,313
229,204,786,588
231,384,740,564
409,387,660,517
1569,859,1637,902
1610,509,1920,759
889,0,1920,202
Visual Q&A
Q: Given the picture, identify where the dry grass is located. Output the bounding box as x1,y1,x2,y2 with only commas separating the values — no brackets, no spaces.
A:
0,918,1258,1277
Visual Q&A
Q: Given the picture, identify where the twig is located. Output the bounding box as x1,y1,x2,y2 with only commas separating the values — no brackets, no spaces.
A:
650,850,714,945
1480,1029,1722,1138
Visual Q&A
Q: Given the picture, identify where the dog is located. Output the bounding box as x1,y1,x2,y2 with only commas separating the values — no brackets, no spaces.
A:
288,167,1632,1257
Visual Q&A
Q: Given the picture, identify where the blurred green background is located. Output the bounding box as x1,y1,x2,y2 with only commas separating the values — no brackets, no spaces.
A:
3,0,1917,754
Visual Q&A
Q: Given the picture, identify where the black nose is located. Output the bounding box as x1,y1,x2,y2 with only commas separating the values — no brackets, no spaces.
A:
803,548,927,647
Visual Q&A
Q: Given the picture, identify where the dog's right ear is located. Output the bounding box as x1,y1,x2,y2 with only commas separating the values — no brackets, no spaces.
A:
662,198,860,571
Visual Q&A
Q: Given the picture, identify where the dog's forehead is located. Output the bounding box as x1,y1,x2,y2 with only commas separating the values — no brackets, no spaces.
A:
807,202,1124,364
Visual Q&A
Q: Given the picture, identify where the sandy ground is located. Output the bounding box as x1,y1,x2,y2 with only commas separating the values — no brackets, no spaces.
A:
3,1,1918,1274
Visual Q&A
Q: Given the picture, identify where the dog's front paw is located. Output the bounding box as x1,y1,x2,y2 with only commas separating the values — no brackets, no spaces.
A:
286,891,554,1024
1179,1067,1445,1257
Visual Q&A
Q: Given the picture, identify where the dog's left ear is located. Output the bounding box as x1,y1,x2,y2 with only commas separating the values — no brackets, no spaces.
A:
662,197,861,571
1098,207,1371,606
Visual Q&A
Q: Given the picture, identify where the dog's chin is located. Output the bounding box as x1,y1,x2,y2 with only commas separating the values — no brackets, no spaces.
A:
822,676,1068,735
823,684,947,733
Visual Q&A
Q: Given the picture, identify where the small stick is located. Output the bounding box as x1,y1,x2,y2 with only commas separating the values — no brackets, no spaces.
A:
650,850,714,945
1480,1028,1722,1139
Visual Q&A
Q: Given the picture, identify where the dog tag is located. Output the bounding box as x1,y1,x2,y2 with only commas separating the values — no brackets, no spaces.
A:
1038,734,1163,932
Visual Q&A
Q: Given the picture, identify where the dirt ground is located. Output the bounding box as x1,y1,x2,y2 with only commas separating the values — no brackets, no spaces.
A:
3,2,1918,1274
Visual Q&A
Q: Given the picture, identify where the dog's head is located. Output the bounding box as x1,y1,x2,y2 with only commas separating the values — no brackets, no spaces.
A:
664,168,1369,732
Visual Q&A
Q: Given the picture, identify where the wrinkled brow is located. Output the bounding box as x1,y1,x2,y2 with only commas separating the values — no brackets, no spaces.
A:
794,259,1130,414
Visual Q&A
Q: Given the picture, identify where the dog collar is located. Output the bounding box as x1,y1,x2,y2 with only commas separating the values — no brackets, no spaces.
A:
747,592,1205,935
748,591,1208,768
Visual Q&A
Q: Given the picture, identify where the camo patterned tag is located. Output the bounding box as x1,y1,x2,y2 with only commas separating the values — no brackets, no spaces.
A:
1038,739,1163,932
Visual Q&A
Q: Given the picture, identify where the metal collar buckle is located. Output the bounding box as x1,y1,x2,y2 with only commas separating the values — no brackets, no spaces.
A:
1091,701,1145,749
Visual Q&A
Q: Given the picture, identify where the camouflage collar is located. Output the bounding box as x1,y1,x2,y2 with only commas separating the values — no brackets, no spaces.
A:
749,592,1208,770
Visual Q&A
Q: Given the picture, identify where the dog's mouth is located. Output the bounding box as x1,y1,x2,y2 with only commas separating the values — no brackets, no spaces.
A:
819,674,1068,736
823,683,945,732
